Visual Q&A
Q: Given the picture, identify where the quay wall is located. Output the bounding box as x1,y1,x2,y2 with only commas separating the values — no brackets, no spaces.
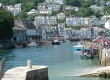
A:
2,60,48,80
81,42,110,78
100,49,110,66
26,67,48,80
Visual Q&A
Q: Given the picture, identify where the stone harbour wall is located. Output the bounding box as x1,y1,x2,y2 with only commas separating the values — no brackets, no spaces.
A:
25,67,48,80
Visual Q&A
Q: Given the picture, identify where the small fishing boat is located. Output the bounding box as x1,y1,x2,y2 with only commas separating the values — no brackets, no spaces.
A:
80,48,92,59
73,42,84,51
52,39,60,45
27,41,37,47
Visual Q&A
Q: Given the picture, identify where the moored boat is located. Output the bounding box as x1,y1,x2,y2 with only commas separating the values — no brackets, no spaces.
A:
52,39,60,45
80,48,92,59
27,41,37,47
73,42,84,51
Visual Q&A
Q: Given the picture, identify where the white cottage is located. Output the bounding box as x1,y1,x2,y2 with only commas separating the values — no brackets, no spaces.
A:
105,20,110,29
57,12,65,19
27,9,38,15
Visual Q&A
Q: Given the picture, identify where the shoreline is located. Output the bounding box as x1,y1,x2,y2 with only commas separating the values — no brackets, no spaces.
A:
80,66,110,77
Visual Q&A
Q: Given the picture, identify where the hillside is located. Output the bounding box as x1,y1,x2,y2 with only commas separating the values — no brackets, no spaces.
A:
0,0,110,18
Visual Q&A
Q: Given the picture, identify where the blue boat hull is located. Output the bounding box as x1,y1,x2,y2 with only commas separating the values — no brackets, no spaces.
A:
73,47,83,51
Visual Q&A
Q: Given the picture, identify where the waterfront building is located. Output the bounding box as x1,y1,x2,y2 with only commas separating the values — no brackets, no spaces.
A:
23,20,38,41
58,23,66,37
35,16,57,25
92,27,103,36
45,26,57,40
5,3,21,16
12,20,27,43
72,29,80,37
80,28,90,37
57,12,65,19
80,28,87,37
27,9,38,15
65,27,73,37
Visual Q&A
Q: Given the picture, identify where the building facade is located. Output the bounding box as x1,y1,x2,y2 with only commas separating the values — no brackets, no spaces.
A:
66,17,84,26
35,16,57,25
12,20,27,43
6,3,21,16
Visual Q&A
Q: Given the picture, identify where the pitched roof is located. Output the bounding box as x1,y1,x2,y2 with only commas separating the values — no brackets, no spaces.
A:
13,20,26,30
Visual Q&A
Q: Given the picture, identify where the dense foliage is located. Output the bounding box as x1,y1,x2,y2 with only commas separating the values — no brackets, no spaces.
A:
0,8,14,41
0,0,110,18
65,0,110,17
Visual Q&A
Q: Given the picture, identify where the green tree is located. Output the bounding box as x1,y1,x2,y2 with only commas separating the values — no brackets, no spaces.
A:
81,0,91,7
65,0,81,7
78,8,94,17
94,11,103,18
0,8,14,41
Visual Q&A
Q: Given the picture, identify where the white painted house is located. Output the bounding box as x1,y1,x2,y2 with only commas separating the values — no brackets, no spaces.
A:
57,12,65,19
90,5,104,11
105,20,110,29
47,3,61,11
83,18,91,25
63,5,74,10
46,16,57,25
52,0,64,4
101,15,110,24
106,1,110,7
35,16,57,25
35,16,45,25
38,3,47,10
27,9,38,15
6,3,21,16
45,0,64,4
39,9,52,14
0,3,2,7
66,17,84,26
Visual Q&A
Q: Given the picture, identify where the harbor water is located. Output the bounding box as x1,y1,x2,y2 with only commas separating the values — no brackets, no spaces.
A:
0,42,109,80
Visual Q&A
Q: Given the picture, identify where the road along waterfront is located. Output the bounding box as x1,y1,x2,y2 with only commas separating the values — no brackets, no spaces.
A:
0,42,109,80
